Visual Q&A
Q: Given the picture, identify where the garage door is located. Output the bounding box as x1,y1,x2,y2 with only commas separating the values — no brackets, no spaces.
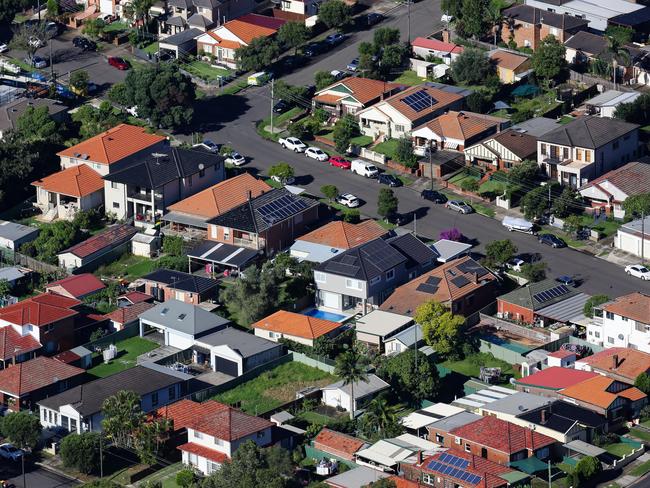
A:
321,291,339,309
214,356,239,376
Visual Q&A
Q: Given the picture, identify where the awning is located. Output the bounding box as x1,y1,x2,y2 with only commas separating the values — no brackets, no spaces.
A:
444,141,459,150
563,440,606,458
509,456,548,474
188,240,259,269
537,293,590,323
162,211,208,229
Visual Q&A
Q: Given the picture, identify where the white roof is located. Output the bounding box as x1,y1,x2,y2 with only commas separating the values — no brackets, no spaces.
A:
394,433,439,451
325,466,390,488
429,239,473,263
354,310,413,338
401,403,465,430
587,90,641,108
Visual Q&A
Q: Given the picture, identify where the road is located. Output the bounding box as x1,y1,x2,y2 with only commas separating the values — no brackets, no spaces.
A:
4,464,78,488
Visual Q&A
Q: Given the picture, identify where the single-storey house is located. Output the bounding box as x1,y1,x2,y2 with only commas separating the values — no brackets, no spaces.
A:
0,220,39,251
158,28,203,59
514,367,599,398
322,374,389,413
138,269,220,304
104,301,156,331
353,310,414,352
312,428,367,462
45,273,106,299
584,90,641,119
564,31,608,66
0,98,67,140
57,224,138,272
411,37,463,64
464,129,538,172
489,50,532,84
312,78,404,119
429,239,473,263
252,310,344,347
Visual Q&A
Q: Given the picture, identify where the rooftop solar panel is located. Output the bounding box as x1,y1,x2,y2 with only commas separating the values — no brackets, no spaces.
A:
451,275,470,288
426,276,441,286
416,283,439,294
402,90,436,112
257,195,309,225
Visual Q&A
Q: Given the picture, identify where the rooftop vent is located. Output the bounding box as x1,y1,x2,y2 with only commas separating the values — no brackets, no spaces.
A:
178,313,186,320
161,307,169,316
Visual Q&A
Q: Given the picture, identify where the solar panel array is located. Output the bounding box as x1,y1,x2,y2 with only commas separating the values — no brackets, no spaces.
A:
325,261,360,277
426,457,482,486
360,240,405,271
402,90,436,113
439,453,469,468
451,275,471,288
416,283,438,294
426,276,442,286
257,195,310,225
457,260,489,278
533,284,570,304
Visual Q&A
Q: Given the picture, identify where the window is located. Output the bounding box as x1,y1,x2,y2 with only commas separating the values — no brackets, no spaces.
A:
608,337,615,344
189,453,198,465
455,437,462,445
435,434,444,443
622,316,628,322
151,391,159,407
345,279,362,290
194,431,203,439
576,149,583,160
369,276,381,285
386,269,395,281
541,144,547,156
636,322,646,332
175,290,184,301
563,147,569,159
207,462,220,474
465,443,471,452
70,417,76,432
41,409,46,421
48,410,52,423
111,181,118,189
550,26,559,36
395,124,405,132
210,225,217,239
585,151,592,163
168,386,176,400
113,202,120,209
214,438,224,446
315,271,326,283
606,311,614,320
223,228,230,240
422,473,434,486
257,431,265,439
595,331,601,338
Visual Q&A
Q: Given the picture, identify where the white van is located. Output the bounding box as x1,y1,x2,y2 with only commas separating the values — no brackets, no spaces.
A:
351,159,379,178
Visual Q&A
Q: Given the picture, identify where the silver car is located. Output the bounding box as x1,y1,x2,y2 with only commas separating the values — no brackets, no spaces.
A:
446,200,473,214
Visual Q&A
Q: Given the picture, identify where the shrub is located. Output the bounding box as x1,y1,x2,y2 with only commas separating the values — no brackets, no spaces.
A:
60,432,101,474
459,178,479,193
176,469,196,488
162,235,184,256
439,228,463,241
343,209,360,223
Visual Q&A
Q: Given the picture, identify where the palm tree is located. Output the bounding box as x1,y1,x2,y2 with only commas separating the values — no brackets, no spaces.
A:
485,0,505,47
363,396,400,438
335,345,369,420
606,35,631,90
123,0,155,35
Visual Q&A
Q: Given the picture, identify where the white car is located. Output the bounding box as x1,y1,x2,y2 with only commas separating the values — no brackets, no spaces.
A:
506,258,525,272
0,44,8,53
279,137,307,153
441,14,454,23
336,193,360,208
28,36,44,48
271,175,295,185
0,443,23,461
305,147,328,161
193,139,219,153
225,152,245,166
625,264,650,280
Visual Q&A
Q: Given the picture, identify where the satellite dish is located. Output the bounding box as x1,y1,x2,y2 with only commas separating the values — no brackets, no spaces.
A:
198,163,205,170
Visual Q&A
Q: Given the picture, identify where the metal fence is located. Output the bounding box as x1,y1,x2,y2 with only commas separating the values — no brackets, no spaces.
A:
291,350,337,374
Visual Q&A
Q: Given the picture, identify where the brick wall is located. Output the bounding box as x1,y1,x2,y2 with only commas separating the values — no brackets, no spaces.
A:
497,300,535,324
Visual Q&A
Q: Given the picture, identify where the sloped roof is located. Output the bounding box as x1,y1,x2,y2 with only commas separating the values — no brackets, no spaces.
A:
0,356,84,396
564,31,608,57
0,293,80,327
316,78,404,106
489,50,530,71
196,327,280,358
314,428,366,457
32,164,104,198
184,401,273,441
539,115,639,149
178,442,229,463
219,13,285,45
297,220,388,250
60,224,138,259
103,301,156,325
155,399,229,431
0,326,41,361
503,4,589,30
560,376,646,408
421,449,519,488
602,292,650,325
497,278,580,311
252,310,342,339
578,346,650,380
46,273,106,298
579,161,650,197
412,37,463,54
491,129,538,159
514,367,598,391
383,85,464,122
414,111,506,142
322,374,389,398
141,269,219,294
139,300,229,337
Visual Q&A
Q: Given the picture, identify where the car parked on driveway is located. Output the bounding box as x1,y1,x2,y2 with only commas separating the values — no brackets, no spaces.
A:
328,156,351,169
556,275,576,287
193,139,219,153
28,36,44,48
279,137,307,152
506,257,525,272
446,200,473,214
538,233,566,248
0,443,23,461
387,212,414,226
108,56,129,70
378,173,401,187
73,36,97,51
26,56,48,68
420,189,447,203
336,193,359,208
305,147,328,161
364,13,384,26
625,264,650,280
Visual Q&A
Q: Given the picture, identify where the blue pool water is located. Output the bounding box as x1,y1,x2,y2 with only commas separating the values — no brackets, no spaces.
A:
302,309,347,322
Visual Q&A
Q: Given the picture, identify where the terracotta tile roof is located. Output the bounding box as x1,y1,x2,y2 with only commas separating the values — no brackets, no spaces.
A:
203,31,244,49
313,428,365,457
602,292,650,325
155,399,228,431
253,310,342,339
32,165,104,198
46,273,106,298
579,161,650,197
0,356,84,396
451,416,556,455
490,50,530,71
577,347,650,381
421,449,516,488
314,93,345,105
415,111,505,142
412,37,464,55
61,224,137,258
177,442,229,463
220,13,285,45
0,293,80,327
491,129,538,159
515,367,598,390
119,291,153,305
390,477,423,488
384,85,464,122
57,124,166,165
103,301,156,325
560,376,647,409
296,220,388,249
53,350,81,364
0,327,41,361
167,173,271,219
334,77,403,105
380,256,497,316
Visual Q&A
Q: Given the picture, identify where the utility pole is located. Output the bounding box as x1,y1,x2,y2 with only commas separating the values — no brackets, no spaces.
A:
49,40,54,78
429,142,434,190
22,450,27,488
99,435,103,478
270,78,275,135
642,210,646,265
547,460,551,488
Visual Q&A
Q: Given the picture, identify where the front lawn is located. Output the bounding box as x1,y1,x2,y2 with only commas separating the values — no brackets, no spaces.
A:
373,139,399,159
87,337,158,378
603,442,636,457
214,362,336,414
182,60,231,82
103,21,130,33
448,170,480,187
142,42,159,55
350,135,373,147
579,214,620,238
392,70,425,86
478,179,506,196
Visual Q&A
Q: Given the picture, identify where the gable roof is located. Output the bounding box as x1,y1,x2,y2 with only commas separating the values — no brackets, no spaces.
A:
57,124,166,165
539,115,639,149
166,173,271,219
414,111,506,142
497,278,580,311
564,31,608,57
119,291,153,305
382,85,464,122
579,161,650,197
315,78,404,106
560,376,646,409
489,50,530,71
503,4,589,30
314,428,366,457
0,220,39,243
421,449,519,488
32,165,104,198
518,400,607,432
602,292,650,325
380,256,496,316
0,97,67,133
412,37,463,55
0,293,80,327
0,356,84,397
252,310,342,339
217,13,285,45
154,398,228,431
139,300,230,337
577,346,650,380
141,269,219,294
46,273,106,298
0,326,41,361
490,129,538,159
188,402,273,441
103,301,156,325
322,373,389,399
296,220,388,250
60,224,138,259
514,367,598,391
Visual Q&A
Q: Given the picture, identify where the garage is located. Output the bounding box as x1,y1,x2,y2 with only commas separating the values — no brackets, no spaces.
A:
214,356,239,376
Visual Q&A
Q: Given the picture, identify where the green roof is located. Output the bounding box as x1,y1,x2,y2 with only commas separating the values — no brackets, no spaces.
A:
509,457,548,474
499,470,531,483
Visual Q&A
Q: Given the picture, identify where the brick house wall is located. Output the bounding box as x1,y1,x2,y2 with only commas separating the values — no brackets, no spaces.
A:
500,22,584,50
497,300,535,324
142,281,215,305
427,425,513,465
41,316,76,354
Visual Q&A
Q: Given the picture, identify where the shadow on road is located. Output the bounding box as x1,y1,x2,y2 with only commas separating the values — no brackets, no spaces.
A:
189,94,251,135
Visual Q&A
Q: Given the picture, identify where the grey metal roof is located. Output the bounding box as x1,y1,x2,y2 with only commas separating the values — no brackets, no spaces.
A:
384,324,422,348
0,220,39,243
429,239,473,263
162,211,209,228
536,292,590,323
563,440,606,457
0,266,27,282
187,13,212,28
482,392,552,416
539,115,639,149
519,400,607,430
424,81,474,98
503,4,589,30
187,241,259,269
142,269,219,294
428,411,481,431
322,374,389,399
165,15,187,27
160,27,202,46
620,215,650,235
196,327,281,358
498,278,580,311
585,90,641,108
290,240,344,263
511,117,562,138
139,300,230,337
324,466,390,488
192,0,221,8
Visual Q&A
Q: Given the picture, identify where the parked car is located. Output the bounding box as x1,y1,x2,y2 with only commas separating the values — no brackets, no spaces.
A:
194,139,219,153
328,156,351,169
351,159,379,178
387,212,413,226
0,44,8,53
28,36,44,48
378,173,401,187
155,50,174,63
346,58,359,71
441,13,454,22
0,443,23,462
336,193,360,208
271,174,295,185
420,189,446,203
446,200,473,214
45,21,64,38
556,275,576,287
73,36,96,51
364,13,384,26
305,147,328,161
625,264,650,280
330,70,346,81
273,99,291,113
279,137,307,152
506,257,525,272
225,152,245,166
325,33,346,46
282,55,307,71
304,42,326,57
108,57,129,70
538,233,566,248
26,56,48,68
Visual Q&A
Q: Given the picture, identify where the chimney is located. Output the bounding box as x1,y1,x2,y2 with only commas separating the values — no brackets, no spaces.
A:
613,354,619,370
540,409,547,424
416,450,423,465
248,190,252,201
442,28,451,44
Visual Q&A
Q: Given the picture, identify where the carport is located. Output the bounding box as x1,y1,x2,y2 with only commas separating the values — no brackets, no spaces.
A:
158,28,202,59
536,292,590,325
188,240,259,273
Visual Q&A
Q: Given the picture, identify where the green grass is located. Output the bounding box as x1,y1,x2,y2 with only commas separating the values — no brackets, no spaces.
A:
182,60,231,82
139,462,183,488
472,202,496,218
631,460,650,477
559,116,574,125
222,81,247,96
629,428,650,443
479,179,506,195
350,135,373,147
603,442,635,457
579,214,620,238
11,58,34,72
448,171,480,186
214,362,336,415
544,228,586,249
392,70,425,86
297,410,335,426
397,174,414,186
94,254,159,279
441,352,518,380
377,219,397,230
103,21,130,33
142,42,159,55
87,337,158,378
373,139,400,159
274,106,304,126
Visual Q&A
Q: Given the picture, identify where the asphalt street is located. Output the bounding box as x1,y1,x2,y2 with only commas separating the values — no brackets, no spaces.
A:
4,464,78,488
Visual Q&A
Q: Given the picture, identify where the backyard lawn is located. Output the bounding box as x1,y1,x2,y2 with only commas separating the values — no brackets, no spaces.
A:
87,337,158,378
214,362,336,415
392,70,425,86
440,352,518,380
94,254,159,279
629,427,650,443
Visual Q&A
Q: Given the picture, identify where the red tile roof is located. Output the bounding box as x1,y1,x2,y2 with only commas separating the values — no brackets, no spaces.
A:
316,78,404,106
383,85,464,122
515,367,598,391
0,293,80,327
252,310,342,340
313,428,365,457
548,350,574,359
103,301,156,326
579,161,650,198
560,376,647,409
53,350,81,364
219,13,286,45
0,327,41,361
61,224,137,258
577,347,650,381
297,220,388,249
412,37,464,55
602,293,650,326
178,442,229,464
451,416,556,455
421,449,515,488
32,165,104,198
119,291,153,305
46,273,106,298
0,356,84,396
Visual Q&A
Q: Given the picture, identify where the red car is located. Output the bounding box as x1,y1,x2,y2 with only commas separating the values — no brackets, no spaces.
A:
328,156,351,169
108,56,129,70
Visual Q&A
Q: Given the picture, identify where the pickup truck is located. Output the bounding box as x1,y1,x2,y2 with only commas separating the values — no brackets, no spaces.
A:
278,137,307,153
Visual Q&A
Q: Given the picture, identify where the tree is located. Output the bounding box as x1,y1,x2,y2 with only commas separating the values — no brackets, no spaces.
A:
102,390,145,449
415,301,465,359
71,102,127,141
439,228,462,241
441,0,463,20
377,350,440,406
134,418,172,465
583,295,609,319
394,137,417,169
46,0,59,19
318,0,352,29
521,262,547,282
315,71,336,91
176,469,196,488
485,0,505,46
605,33,631,89
484,239,517,268
11,23,47,65
615,93,650,125
16,106,59,143
221,264,282,325
70,70,90,96
22,219,83,264
466,91,490,114
0,279,10,299
532,35,567,82
162,234,184,256
373,27,400,49
460,0,488,39
451,48,493,85
521,186,548,221
60,433,102,474
364,479,397,488
563,214,584,237
268,162,295,184
335,345,369,420
605,25,633,46
1,411,41,450
377,188,398,220
122,0,155,35
321,184,338,202
571,456,602,488
235,36,280,73
635,372,650,395
274,81,309,106
333,114,359,153
277,21,309,55
360,395,401,440
82,18,106,40
507,160,538,187
552,186,581,218
0,0,27,25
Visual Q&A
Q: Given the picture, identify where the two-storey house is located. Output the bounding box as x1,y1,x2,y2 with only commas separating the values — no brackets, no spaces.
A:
137,269,220,304
537,116,640,188
159,0,256,37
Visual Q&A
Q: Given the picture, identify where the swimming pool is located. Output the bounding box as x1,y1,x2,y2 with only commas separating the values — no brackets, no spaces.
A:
302,309,348,322
481,334,532,354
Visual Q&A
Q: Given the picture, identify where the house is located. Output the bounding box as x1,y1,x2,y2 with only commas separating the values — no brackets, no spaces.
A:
511,117,563,138
559,375,647,422
138,269,220,304
426,411,482,442
290,220,388,264
578,161,650,219
196,14,286,70
57,124,167,177
103,147,225,227
380,256,498,319
38,365,189,433
353,310,414,352
117,291,154,307
163,173,272,239
429,239,473,264
158,0,256,37
464,129,538,171
0,98,67,140
313,78,404,119
139,300,230,349
0,293,81,354
547,349,576,368
273,0,321,25
382,324,427,356
158,28,204,59
354,434,439,472
104,301,156,332
586,293,650,353
32,164,105,221
0,266,30,291
57,224,138,272
513,367,599,397
489,50,532,84
357,85,465,140
564,31,608,65
252,310,343,347
321,374,389,413
45,274,106,300
614,215,650,258
411,111,509,153
0,323,41,369
575,348,650,385
537,115,640,188
53,345,93,370
411,37,463,64
401,403,466,438
312,428,367,462
583,90,641,119
193,327,284,376
0,356,85,411
0,220,39,251
500,4,588,50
